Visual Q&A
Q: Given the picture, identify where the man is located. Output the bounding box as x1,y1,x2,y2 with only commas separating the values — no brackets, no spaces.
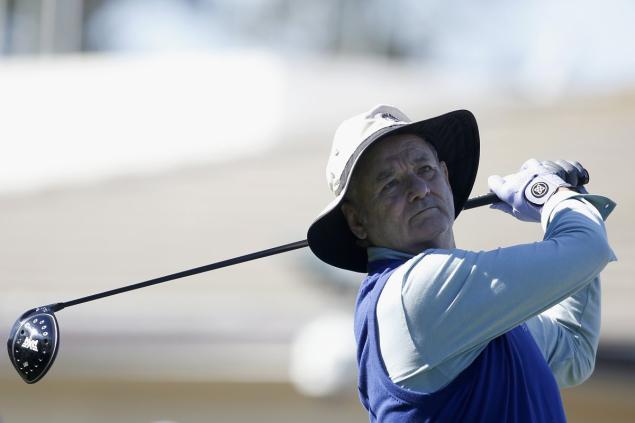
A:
306,105,616,422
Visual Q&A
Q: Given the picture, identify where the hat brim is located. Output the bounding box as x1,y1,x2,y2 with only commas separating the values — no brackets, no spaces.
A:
307,109,480,273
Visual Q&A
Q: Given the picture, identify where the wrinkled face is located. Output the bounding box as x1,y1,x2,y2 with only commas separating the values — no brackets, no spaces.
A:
341,134,456,254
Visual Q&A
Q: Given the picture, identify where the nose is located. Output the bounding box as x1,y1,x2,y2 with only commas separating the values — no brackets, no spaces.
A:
407,174,430,202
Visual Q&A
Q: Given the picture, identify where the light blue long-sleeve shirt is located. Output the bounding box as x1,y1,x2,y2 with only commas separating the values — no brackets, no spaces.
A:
372,190,616,393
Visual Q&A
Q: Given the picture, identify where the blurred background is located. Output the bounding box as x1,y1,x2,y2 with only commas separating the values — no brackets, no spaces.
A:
0,0,634,422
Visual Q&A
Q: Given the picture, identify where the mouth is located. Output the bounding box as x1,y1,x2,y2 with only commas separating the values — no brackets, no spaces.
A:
411,206,438,220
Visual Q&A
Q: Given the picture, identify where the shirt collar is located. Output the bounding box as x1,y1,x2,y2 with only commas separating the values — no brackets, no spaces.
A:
367,246,415,262
366,246,415,274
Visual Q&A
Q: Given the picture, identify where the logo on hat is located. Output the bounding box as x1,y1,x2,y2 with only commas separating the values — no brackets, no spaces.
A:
530,182,549,198
381,113,401,122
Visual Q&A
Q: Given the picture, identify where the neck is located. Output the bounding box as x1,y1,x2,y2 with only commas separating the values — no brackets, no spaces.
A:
438,229,456,249
408,228,456,253
369,230,456,261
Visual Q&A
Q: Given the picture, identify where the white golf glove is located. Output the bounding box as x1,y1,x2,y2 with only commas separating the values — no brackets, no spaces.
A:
488,159,571,222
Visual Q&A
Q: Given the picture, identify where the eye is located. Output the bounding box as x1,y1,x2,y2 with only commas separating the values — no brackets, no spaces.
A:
417,165,433,175
381,179,399,192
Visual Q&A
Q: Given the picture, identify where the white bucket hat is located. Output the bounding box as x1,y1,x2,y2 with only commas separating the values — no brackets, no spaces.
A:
306,104,480,273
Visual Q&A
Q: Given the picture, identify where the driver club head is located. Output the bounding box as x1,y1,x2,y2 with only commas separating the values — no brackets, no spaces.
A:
7,304,61,384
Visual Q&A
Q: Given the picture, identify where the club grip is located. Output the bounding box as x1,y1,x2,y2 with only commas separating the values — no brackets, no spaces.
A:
463,192,498,210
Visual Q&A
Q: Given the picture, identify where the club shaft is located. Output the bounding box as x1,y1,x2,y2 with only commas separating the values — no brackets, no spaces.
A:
56,193,501,311
58,239,309,310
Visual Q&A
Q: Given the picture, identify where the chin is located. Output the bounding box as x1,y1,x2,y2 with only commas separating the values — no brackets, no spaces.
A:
409,223,452,250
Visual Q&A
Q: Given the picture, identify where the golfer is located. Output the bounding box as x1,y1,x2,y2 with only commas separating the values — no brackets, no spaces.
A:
307,105,616,422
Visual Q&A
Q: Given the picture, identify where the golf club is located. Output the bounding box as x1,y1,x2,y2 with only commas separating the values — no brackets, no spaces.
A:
7,175,588,384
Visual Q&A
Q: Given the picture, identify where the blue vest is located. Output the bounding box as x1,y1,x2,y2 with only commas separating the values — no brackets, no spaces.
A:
354,258,567,422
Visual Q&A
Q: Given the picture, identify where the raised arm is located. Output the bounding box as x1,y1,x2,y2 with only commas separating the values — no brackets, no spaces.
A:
525,194,612,387
377,163,616,392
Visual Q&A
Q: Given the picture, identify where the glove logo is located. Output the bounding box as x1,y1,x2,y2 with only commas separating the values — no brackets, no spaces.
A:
530,182,549,198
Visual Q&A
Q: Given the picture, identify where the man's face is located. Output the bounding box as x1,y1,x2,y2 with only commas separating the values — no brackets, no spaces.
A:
341,134,456,254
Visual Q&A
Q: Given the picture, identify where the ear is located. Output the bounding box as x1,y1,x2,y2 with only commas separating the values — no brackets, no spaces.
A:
440,161,450,183
341,201,368,240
